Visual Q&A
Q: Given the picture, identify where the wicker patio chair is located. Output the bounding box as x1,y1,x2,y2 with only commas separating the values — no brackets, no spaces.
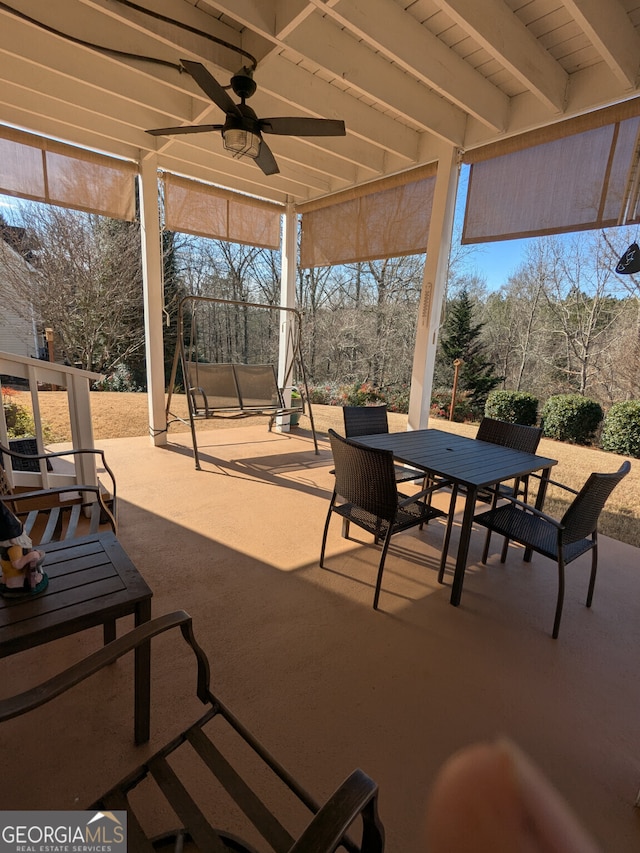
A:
438,418,543,581
321,429,453,609
474,418,543,560
0,610,385,853
0,442,117,541
476,418,543,500
342,405,425,485
473,461,630,638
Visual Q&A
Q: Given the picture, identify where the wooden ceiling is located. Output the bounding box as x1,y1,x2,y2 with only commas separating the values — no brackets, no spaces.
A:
1,0,640,205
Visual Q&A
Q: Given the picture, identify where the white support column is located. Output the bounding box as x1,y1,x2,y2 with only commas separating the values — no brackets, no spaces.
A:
408,143,461,430
139,155,167,446
276,201,297,432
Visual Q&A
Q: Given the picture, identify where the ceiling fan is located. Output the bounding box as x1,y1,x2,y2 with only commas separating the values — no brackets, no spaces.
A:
147,59,346,176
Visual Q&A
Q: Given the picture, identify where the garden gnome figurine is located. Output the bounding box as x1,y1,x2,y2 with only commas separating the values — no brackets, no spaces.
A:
0,501,48,597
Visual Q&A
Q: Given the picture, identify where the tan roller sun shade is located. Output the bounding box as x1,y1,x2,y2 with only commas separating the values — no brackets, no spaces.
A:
163,173,282,250
462,107,640,244
0,126,136,221
298,165,437,267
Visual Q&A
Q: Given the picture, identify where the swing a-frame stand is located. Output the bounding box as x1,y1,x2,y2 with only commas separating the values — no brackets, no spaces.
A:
166,296,319,469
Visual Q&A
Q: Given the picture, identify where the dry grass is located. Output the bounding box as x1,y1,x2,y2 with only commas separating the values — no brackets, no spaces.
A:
12,390,639,548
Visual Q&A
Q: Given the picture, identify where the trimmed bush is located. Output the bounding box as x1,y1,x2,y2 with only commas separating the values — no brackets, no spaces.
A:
484,390,538,426
541,394,603,444
601,400,640,458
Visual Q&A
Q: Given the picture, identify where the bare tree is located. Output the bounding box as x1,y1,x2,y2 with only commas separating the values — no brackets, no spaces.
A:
2,203,144,375
539,234,626,396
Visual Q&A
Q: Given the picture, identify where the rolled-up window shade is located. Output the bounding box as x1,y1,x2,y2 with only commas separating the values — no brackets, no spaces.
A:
299,165,436,267
163,173,282,249
462,112,640,244
0,126,136,221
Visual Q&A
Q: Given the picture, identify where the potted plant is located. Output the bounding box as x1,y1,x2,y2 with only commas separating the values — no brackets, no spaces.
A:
289,388,303,426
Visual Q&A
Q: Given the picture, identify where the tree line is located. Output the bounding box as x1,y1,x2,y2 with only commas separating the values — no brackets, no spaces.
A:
1,202,639,417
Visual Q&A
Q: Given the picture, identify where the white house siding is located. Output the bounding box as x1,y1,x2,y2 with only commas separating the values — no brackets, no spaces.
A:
0,237,42,360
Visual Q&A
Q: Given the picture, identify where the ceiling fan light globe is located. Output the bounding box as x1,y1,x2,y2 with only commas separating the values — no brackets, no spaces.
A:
223,128,261,159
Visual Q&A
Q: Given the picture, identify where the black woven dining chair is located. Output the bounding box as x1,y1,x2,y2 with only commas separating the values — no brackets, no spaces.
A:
475,418,543,560
342,405,425,485
321,429,453,609
438,418,544,582
473,461,630,638
476,418,543,501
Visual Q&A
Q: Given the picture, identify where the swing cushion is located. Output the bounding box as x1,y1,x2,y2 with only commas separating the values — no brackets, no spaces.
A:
187,363,285,414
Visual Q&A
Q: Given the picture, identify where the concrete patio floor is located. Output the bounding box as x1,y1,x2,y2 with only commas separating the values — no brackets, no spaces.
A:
1,422,639,850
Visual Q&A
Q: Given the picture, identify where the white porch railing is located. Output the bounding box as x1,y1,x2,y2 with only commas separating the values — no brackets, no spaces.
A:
0,350,102,491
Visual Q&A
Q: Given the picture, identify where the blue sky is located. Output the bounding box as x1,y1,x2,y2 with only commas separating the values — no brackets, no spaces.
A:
462,237,534,291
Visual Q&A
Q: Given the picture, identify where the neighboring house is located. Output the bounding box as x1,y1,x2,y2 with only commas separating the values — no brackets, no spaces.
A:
0,224,44,360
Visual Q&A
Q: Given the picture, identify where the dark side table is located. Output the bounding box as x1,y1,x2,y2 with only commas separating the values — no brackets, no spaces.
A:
0,530,153,744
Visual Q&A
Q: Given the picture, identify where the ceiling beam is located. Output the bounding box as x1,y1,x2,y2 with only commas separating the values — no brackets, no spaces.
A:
76,0,250,75
560,0,640,88
283,14,467,144
434,0,568,113
201,0,467,143
312,0,509,132
254,57,420,162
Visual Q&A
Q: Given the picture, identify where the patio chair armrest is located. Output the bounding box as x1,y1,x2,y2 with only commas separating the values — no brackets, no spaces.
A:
0,444,117,512
526,471,579,496
1,484,117,534
0,611,211,723
288,769,384,853
398,478,452,508
498,494,564,528
189,385,211,416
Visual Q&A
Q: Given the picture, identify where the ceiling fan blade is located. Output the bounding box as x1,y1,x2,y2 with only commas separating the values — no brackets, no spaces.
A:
254,139,279,175
147,124,223,136
180,59,241,117
260,117,346,137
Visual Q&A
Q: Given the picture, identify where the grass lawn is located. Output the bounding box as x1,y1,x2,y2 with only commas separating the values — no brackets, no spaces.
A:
11,390,639,549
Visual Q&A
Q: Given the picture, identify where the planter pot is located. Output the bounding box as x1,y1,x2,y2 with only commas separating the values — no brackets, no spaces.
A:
290,398,303,426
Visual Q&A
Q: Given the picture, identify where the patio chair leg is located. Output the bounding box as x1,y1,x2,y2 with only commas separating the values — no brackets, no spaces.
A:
500,535,510,563
586,537,598,607
553,557,566,639
481,529,492,564
373,534,393,610
319,503,335,569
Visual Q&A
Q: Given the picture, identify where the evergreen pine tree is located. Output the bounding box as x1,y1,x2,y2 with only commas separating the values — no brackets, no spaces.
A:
437,287,502,417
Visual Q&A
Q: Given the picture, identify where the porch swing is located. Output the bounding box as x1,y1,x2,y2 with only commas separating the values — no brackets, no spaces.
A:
166,295,318,468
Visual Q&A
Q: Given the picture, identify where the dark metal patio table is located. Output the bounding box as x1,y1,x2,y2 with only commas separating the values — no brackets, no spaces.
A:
0,530,153,743
354,428,558,606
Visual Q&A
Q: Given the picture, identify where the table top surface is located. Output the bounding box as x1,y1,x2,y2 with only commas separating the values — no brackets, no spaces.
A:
0,530,152,655
355,428,557,489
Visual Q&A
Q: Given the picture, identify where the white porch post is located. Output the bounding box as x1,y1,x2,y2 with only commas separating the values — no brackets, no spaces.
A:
408,144,460,430
139,155,167,446
276,201,297,432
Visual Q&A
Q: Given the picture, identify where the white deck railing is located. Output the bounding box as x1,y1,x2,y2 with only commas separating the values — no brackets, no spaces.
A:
0,350,102,491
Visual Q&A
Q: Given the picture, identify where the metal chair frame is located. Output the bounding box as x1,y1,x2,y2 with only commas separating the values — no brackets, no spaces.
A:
473,462,630,637
321,429,453,609
0,443,118,539
0,611,385,853
342,406,425,485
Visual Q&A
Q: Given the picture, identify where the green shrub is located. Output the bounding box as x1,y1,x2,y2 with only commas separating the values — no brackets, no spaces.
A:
341,382,386,407
384,382,411,414
92,364,141,392
484,390,538,426
430,388,474,422
541,394,603,444
601,400,640,458
2,395,56,442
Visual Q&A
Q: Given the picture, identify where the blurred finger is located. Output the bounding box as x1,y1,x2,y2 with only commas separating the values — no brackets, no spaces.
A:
425,739,601,853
